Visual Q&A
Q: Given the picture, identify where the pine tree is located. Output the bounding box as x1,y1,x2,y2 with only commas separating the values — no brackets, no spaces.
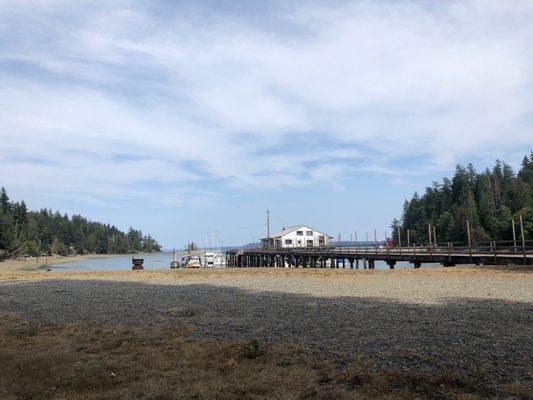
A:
395,154,533,243
0,188,161,258
0,187,10,214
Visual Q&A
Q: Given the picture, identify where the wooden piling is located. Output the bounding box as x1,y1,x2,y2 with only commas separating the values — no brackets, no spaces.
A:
374,229,378,255
512,218,517,253
397,226,401,250
466,219,472,262
519,215,526,265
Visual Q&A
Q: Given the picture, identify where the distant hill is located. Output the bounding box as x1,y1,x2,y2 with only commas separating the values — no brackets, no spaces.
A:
0,188,161,258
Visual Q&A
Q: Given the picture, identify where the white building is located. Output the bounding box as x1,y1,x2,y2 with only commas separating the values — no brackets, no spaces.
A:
262,225,331,248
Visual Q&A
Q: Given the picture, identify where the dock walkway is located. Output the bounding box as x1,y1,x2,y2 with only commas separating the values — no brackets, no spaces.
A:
226,243,533,268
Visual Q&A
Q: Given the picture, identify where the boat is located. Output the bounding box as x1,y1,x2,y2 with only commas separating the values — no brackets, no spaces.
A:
200,231,226,268
170,248,181,268
201,251,226,268
169,232,226,269
213,252,226,267
181,254,202,268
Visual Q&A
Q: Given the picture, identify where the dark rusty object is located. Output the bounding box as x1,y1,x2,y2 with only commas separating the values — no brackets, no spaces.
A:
132,258,144,270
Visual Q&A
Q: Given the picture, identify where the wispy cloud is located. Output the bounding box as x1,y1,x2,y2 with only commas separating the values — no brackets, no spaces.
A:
1,0,532,205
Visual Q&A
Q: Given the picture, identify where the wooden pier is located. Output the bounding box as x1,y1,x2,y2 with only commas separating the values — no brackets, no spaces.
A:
226,242,533,269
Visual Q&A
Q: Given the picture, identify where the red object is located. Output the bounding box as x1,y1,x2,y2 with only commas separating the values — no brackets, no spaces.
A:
386,239,394,248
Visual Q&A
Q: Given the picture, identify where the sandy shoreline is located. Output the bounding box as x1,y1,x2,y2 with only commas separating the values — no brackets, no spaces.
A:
0,253,141,272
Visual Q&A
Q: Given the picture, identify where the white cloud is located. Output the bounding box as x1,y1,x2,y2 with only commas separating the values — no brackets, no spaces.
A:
0,0,532,204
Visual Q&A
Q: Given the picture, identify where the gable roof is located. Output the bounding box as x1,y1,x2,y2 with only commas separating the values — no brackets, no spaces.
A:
267,225,330,239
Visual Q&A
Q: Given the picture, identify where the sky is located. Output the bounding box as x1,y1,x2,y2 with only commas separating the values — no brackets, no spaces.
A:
0,0,532,248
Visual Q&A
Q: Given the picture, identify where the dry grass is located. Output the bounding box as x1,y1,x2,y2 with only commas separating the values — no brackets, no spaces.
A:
0,315,530,400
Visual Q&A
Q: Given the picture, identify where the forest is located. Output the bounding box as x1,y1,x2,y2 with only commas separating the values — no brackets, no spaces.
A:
0,188,161,258
392,152,533,245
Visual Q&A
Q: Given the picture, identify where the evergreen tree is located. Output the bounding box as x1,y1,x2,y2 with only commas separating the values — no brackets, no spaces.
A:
394,154,533,244
0,187,161,258
0,188,10,214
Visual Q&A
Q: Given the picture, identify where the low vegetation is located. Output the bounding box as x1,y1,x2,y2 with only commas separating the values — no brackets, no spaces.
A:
1,315,529,400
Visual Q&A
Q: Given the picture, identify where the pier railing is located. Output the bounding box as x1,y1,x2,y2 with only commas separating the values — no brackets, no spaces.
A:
239,240,533,255
226,240,533,268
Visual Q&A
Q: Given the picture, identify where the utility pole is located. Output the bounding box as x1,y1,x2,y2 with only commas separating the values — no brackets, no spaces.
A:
266,210,270,249
466,219,472,262
466,219,471,248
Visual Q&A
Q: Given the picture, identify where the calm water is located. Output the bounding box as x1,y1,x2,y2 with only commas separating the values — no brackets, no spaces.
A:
50,252,176,271
50,253,437,271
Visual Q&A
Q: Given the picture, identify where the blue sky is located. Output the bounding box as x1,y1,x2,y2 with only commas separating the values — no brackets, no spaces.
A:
1,0,532,248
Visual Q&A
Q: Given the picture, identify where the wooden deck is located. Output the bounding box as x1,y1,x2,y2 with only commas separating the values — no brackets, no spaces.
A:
226,242,533,268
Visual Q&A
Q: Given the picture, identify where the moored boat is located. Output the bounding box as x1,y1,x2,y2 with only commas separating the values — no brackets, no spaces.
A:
181,254,201,268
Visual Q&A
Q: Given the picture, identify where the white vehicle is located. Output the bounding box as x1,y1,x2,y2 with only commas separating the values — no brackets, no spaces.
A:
181,255,202,268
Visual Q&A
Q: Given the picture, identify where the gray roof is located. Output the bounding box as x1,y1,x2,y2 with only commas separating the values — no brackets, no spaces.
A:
267,225,329,239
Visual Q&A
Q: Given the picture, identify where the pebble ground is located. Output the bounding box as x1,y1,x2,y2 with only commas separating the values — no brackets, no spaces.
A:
1,267,531,387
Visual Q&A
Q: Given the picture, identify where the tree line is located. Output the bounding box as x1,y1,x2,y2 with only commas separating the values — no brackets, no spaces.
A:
392,152,533,245
0,188,161,258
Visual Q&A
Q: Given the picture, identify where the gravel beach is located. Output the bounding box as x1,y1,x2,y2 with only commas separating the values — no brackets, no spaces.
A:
1,267,532,390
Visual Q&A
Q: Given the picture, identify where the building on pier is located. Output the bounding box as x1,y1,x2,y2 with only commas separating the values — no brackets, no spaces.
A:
261,225,331,248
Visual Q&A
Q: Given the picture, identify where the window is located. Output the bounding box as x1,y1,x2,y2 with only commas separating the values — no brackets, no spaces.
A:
307,240,314,246
297,240,302,245
285,239,293,245
306,231,313,236
296,231,303,236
